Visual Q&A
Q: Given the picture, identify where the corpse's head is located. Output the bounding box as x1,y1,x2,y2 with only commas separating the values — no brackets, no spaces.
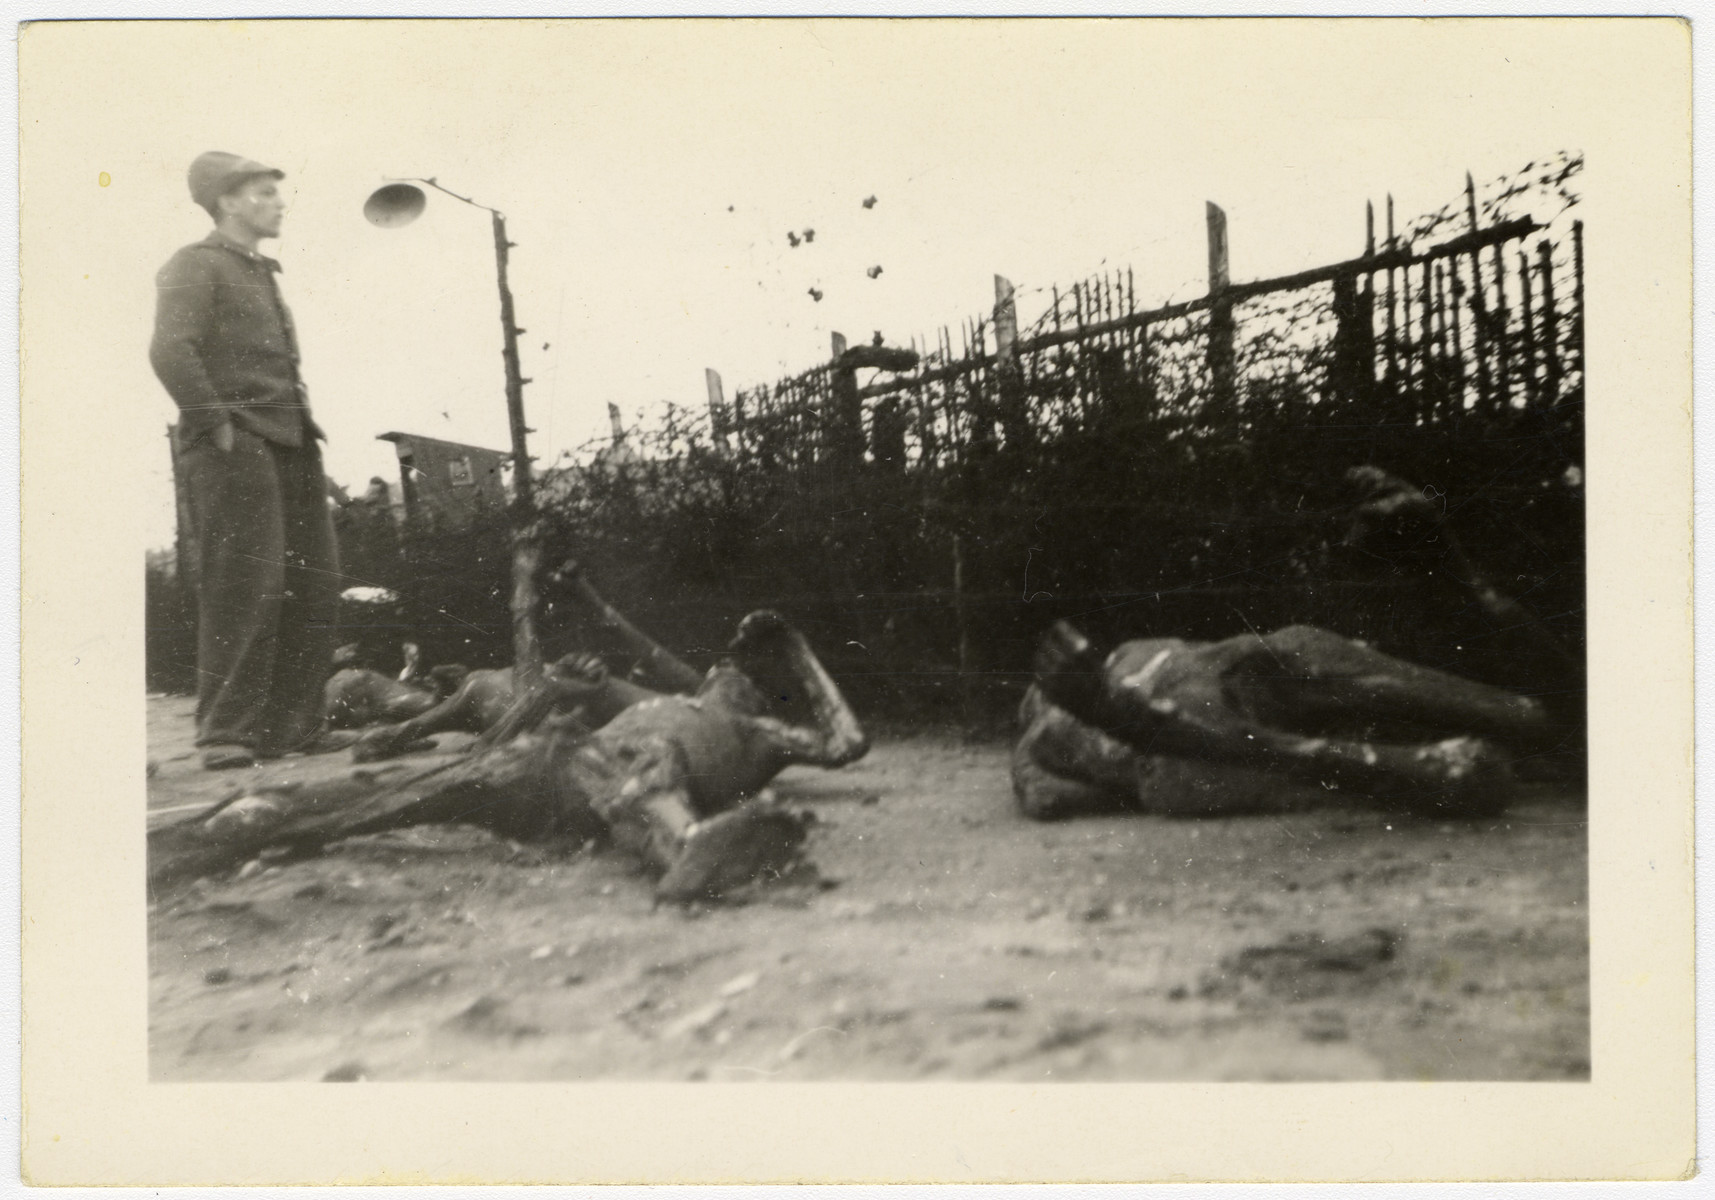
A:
427,664,471,697
1341,465,1442,553
695,662,772,718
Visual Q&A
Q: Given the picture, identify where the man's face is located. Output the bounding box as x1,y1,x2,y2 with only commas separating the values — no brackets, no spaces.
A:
219,175,286,240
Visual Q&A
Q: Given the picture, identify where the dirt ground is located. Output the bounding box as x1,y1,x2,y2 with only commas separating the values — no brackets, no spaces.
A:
147,694,1588,1082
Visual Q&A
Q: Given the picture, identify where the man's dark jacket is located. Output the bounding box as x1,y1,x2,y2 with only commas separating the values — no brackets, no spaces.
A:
150,230,324,447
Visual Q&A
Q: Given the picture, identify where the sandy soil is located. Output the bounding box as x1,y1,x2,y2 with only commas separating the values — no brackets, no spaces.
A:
147,695,1588,1082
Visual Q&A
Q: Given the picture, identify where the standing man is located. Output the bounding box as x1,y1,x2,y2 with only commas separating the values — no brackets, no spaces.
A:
151,151,351,769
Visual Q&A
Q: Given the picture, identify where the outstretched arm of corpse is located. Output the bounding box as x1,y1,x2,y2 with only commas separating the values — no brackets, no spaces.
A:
730,610,869,768
550,559,706,694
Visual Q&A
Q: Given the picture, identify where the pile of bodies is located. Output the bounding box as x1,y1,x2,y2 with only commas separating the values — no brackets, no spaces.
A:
152,606,866,904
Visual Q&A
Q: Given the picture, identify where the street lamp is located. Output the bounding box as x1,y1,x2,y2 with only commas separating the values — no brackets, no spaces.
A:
364,177,544,685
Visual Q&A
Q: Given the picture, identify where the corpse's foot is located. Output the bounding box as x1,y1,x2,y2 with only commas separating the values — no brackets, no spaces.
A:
729,609,791,653
201,744,257,771
264,729,362,760
1031,621,1110,721
1400,736,1514,819
351,726,408,763
655,806,807,904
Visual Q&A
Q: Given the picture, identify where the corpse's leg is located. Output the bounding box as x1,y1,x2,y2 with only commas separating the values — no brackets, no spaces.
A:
1226,625,1550,745
150,727,595,892
475,655,661,749
1011,686,1141,820
585,732,702,874
1035,622,1507,815
377,685,441,724
584,730,804,902
585,612,860,901
325,670,443,729
353,675,498,761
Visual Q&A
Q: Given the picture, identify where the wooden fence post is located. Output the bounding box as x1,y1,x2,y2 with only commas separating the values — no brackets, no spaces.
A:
1360,199,1376,401
910,334,939,468
1536,240,1561,404
489,210,543,688
993,274,1018,355
1330,202,1376,407
993,274,1031,447
1490,240,1511,412
1205,202,1236,416
827,331,865,467
1330,274,1362,404
1383,194,1398,393
1426,260,1443,414
1517,247,1539,407
1571,220,1585,380
1442,262,1464,408
704,368,731,454
1463,172,1494,412
952,532,973,731
961,317,998,456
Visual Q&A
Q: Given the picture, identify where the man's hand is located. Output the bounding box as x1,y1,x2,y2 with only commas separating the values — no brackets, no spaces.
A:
211,421,235,453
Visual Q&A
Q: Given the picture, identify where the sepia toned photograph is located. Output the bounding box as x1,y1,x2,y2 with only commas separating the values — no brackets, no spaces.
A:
142,145,1592,1086
20,16,1692,1184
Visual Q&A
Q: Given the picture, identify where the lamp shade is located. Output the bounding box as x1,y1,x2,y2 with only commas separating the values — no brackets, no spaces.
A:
363,182,428,228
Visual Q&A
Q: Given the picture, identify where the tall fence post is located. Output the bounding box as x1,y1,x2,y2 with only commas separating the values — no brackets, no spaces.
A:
1331,203,1376,407
1419,260,1436,412
951,532,973,732
485,210,544,688
1536,240,1561,404
1490,238,1512,412
827,331,865,467
732,389,748,454
1517,247,1539,407
1463,172,1494,412
993,274,1031,447
1571,220,1585,381
1382,194,1399,395
704,368,731,455
1205,202,1236,417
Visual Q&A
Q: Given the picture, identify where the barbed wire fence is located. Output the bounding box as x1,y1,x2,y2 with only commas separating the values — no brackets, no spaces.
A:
150,155,1585,735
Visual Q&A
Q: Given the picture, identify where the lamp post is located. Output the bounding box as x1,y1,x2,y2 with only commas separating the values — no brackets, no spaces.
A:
364,178,543,685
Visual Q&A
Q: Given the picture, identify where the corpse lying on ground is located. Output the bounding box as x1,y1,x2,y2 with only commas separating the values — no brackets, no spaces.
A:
1017,620,1555,820
150,611,868,903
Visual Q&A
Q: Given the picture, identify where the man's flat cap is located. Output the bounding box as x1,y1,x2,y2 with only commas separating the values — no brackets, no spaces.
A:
188,151,284,213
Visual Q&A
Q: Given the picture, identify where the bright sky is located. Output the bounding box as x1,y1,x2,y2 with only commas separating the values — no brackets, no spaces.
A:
22,20,1609,551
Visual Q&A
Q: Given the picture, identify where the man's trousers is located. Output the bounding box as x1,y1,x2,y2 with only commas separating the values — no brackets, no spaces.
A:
181,428,340,756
